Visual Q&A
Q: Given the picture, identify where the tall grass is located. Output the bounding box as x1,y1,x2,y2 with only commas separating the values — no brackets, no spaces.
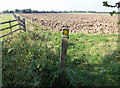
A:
2,21,120,87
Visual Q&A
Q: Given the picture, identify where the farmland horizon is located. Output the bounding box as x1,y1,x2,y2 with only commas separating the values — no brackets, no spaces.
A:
1,8,115,13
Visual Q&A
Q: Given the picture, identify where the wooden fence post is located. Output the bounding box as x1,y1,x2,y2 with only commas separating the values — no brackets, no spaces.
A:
60,26,69,69
18,16,21,33
9,20,13,39
59,26,69,85
23,18,26,32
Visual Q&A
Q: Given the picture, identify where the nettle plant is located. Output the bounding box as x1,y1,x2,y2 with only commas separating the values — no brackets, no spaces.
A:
103,1,120,16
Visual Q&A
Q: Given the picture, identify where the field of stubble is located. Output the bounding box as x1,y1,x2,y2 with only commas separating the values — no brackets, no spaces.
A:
20,13,118,34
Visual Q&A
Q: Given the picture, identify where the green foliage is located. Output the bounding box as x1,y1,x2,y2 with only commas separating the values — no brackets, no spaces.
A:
2,29,82,87
110,11,117,16
103,1,120,16
103,1,120,8
22,9,32,13
2,21,120,86
3,10,10,13
33,27,38,31
103,1,116,8
103,1,120,24
2,31,59,86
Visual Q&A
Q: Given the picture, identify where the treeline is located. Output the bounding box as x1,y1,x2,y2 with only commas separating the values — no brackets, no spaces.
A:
2,9,109,13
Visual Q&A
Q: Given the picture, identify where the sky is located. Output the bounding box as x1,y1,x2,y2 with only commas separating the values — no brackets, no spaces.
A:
0,0,119,12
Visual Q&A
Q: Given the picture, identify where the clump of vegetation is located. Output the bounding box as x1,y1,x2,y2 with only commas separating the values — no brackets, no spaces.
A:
2,29,81,87
2,21,120,87
3,30,57,86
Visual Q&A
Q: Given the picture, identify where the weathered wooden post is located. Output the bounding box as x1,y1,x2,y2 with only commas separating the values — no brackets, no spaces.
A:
58,26,69,85
23,18,26,32
0,40,2,88
9,20,13,39
60,26,69,69
18,16,21,33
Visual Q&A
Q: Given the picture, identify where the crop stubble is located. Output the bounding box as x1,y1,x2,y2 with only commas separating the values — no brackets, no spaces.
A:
20,13,118,34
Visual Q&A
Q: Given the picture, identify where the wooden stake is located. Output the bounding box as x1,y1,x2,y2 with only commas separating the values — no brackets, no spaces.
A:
23,18,26,32
60,26,69,69
18,16,21,33
9,20,13,40
59,26,69,85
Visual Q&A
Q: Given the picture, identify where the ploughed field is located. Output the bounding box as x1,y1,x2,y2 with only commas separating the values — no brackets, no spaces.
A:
20,13,118,34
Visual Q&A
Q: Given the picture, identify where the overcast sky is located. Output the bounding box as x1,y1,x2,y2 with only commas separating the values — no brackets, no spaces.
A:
0,0,119,12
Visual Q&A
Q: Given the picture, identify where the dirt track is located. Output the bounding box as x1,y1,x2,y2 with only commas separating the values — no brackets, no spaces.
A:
19,13,118,34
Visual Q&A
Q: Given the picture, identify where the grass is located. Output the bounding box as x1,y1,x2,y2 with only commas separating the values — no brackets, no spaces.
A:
0,14,19,40
67,33,119,86
2,17,120,87
68,33,118,62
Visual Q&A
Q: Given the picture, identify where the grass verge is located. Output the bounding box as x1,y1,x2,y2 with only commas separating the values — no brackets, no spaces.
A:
2,21,120,87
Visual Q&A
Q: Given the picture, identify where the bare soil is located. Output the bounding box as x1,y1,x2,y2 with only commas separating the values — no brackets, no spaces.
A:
19,13,118,34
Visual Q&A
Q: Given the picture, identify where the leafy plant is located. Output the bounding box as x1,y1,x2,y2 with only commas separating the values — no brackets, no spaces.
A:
103,1,120,16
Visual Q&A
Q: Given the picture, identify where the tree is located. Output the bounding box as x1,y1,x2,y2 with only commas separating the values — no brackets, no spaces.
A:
22,9,32,13
15,9,22,13
9,11,14,13
3,10,9,13
103,1,120,16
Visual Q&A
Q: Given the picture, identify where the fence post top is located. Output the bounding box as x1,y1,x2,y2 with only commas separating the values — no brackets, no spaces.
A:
62,26,69,29
9,20,11,23
62,26,69,38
